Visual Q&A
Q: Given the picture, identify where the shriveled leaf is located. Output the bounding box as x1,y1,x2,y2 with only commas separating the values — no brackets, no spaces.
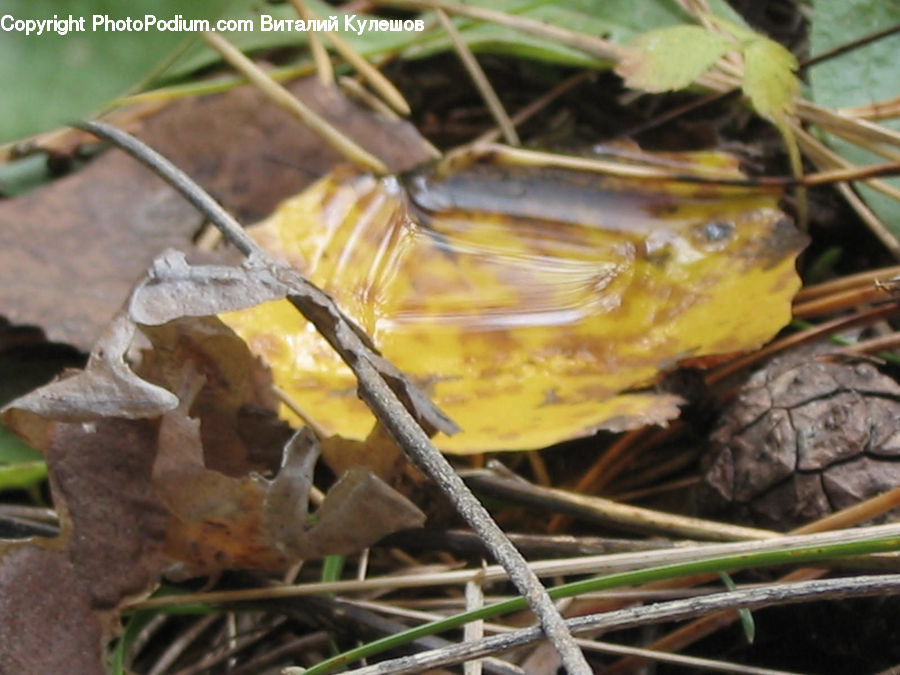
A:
616,25,733,92
155,381,423,574
222,150,807,454
741,38,799,121
138,315,289,477
129,250,289,326
40,416,172,607
0,256,428,668
6,313,177,422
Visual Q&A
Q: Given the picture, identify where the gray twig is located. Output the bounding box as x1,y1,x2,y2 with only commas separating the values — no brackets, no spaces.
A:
75,119,591,674
341,574,900,675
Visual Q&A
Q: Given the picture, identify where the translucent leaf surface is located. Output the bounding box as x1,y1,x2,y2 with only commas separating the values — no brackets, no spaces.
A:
222,151,806,453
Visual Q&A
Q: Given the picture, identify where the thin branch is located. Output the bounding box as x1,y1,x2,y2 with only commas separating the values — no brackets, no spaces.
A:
801,23,900,69
201,32,389,174
336,575,900,675
291,0,411,115
346,597,799,675
436,8,519,145
75,120,590,675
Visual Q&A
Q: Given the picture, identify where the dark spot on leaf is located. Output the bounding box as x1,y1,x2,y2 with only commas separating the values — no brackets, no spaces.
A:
702,221,735,242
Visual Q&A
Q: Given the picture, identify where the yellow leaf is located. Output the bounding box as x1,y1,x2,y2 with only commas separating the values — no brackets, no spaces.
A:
222,152,806,454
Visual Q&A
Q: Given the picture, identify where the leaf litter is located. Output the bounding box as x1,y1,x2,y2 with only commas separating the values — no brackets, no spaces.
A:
1,3,900,672
0,251,425,672
0,113,810,672
0,78,435,350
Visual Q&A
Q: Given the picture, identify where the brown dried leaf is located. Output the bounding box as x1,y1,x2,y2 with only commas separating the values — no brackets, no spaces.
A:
155,376,423,574
6,313,177,423
138,315,289,477
0,543,106,675
0,78,435,349
129,250,289,326
0,249,430,667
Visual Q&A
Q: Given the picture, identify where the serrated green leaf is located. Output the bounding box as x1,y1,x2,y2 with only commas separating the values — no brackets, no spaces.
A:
616,25,734,92
741,38,799,120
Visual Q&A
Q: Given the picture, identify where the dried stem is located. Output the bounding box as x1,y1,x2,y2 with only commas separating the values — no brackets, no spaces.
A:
290,0,411,115
338,575,900,675
436,8,519,145
473,71,593,145
75,120,590,674
201,32,389,174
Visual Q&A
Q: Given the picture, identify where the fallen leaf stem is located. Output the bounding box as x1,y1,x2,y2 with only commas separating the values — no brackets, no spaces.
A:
75,119,591,675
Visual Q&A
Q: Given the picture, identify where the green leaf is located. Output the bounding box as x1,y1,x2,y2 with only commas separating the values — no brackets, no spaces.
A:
404,0,702,68
0,0,233,142
153,0,751,103
616,25,734,92
0,423,45,490
808,0,900,239
719,571,755,643
740,38,799,120
705,13,761,45
0,462,47,491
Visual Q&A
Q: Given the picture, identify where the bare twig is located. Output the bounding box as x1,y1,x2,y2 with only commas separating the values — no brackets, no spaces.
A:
75,119,591,674
436,9,519,145
347,597,800,675
201,32,389,174
338,575,900,675
290,0,411,115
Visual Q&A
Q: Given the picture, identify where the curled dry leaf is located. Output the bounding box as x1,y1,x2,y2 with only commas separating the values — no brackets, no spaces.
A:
5,313,177,424
222,149,808,453
130,250,289,326
0,251,427,669
156,371,423,575
131,248,458,440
